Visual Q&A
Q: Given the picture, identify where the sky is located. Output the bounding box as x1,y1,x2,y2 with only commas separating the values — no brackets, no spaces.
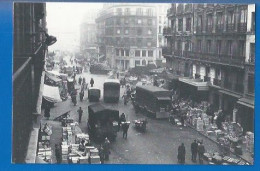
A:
46,2,103,53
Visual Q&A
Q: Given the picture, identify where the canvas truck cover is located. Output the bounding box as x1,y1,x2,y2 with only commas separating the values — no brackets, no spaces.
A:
88,104,119,126
136,85,171,97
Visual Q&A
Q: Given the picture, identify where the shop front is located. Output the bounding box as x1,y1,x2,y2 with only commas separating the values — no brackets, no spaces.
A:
219,89,242,122
237,97,254,133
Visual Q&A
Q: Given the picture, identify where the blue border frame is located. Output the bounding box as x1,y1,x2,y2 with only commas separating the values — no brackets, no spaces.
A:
0,0,259,170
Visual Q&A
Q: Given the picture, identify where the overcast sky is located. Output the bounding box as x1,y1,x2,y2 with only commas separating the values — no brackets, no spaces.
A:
46,2,103,53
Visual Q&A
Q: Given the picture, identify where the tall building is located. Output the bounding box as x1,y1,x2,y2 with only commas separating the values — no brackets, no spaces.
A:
96,3,157,70
156,4,171,66
13,3,53,163
163,4,255,133
80,22,97,59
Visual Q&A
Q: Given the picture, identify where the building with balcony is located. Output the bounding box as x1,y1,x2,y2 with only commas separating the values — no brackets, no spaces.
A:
13,3,53,163
163,4,255,133
96,3,157,70
155,4,171,66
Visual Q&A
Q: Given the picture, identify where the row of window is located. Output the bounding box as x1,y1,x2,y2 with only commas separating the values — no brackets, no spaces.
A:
111,28,153,35
172,40,255,61
171,10,255,33
115,49,154,57
108,18,156,26
116,7,154,16
103,37,156,47
135,60,154,66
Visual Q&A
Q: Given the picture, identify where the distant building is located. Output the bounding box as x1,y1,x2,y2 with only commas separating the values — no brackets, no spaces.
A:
80,11,98,60
163,4,255,133
96,3,157,70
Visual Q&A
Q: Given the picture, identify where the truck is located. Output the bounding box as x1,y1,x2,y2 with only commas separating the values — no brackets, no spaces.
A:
87,104,119,142
134,85,172,119
103,79,120,103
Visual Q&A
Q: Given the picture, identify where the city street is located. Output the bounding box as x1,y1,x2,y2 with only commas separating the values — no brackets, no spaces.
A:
46,71,223,164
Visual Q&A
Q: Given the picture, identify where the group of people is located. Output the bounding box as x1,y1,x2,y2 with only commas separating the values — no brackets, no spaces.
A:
177,140,206,164
71,75,95,106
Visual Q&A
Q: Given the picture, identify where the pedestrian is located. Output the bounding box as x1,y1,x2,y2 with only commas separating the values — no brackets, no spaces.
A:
44,104,50,120
198,142,205,164
191,140,198,162
77,107,83,123
103,138,110,160
90,78,94,87
79,90,84,102
180,115,185,126
82,77,86,84
178,143,186,164
99,145,105,164
55,144,61,164
119,113,126,129
78,76,82,85
122,123,129,139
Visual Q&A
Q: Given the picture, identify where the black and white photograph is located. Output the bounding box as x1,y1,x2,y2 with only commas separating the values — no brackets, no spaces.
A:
12,2,255,165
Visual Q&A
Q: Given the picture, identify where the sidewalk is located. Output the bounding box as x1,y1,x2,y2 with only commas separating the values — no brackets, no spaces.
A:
184,122,253,164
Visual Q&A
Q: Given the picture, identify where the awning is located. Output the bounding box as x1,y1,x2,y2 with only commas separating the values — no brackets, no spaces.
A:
45,72,62,82
43,84,62,103
47,70,60,77
179,78,209,91
237,97,255,109
219,89,242,99
157,97,171,101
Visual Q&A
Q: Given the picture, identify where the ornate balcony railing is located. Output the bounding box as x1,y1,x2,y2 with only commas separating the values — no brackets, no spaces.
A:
174,50,182,57
196,26,202,33
188,52,245,67
227,24,235,32
206,25,213,33
216,24,224,33
238,23,247,33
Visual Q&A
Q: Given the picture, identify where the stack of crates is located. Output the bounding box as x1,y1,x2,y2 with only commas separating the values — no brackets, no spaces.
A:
75,133,89,144
61,144,69,163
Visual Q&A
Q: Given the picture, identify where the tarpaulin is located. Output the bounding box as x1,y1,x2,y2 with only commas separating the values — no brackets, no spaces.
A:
43,84,62,103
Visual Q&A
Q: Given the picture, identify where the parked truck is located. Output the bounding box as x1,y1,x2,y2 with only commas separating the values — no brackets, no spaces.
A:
134,85,172,119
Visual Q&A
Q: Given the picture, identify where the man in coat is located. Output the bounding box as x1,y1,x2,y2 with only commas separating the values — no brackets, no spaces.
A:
90,78,94,87
77,107,83,123
178,143,186,164
122,123,129,139
198,142,205,164
191,140,198,162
